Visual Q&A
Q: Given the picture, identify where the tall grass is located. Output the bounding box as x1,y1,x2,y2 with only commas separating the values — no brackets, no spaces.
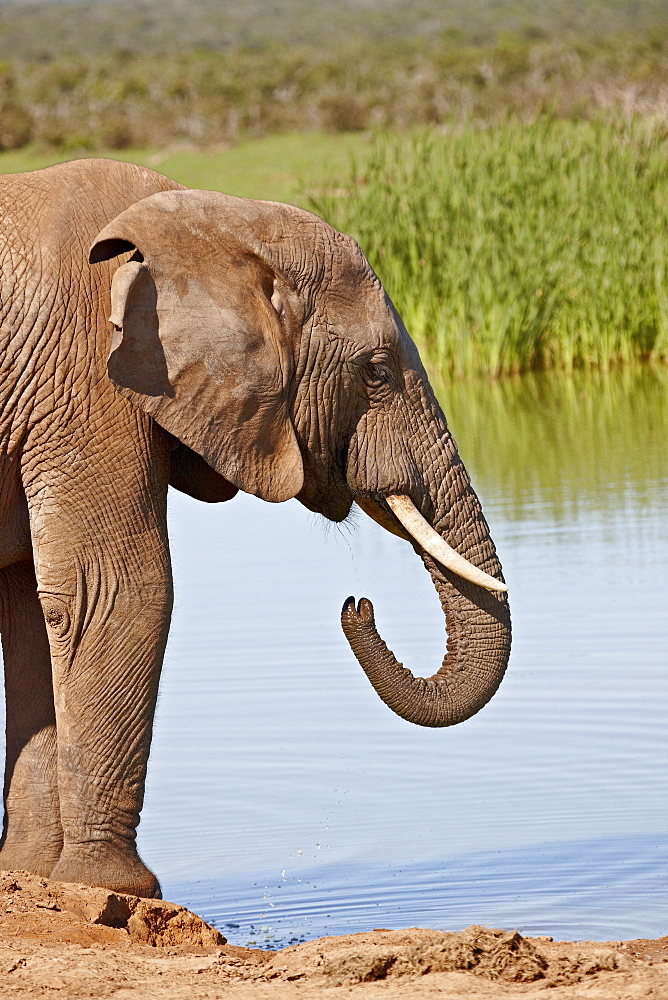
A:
309,119,668,377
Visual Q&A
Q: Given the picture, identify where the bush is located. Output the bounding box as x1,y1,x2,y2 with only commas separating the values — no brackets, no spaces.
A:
0,35,668,152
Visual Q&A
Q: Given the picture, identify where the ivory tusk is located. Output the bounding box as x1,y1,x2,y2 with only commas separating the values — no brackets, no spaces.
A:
355,495,411,541
385,495,508,593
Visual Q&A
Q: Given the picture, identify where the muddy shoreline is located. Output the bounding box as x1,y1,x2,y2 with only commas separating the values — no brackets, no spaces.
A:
0,870,666,998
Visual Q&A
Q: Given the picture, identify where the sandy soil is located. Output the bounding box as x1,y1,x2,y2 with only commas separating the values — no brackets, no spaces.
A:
0,870,666,999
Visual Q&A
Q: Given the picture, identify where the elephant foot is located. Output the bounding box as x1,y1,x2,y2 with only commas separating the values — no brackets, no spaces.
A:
50,844,161,899
0,827,64,877
0,849,60,878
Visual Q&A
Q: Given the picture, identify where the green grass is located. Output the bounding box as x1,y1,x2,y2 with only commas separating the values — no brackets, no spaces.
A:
0,132,372,203
309,119,668,377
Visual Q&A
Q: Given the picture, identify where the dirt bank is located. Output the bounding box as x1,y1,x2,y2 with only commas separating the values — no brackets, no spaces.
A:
0,870,666,999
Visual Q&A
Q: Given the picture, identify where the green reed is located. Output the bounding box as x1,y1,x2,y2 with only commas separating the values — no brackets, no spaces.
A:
308,119,668,378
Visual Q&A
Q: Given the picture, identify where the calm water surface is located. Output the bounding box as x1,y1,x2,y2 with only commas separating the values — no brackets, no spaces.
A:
145,368,668,945
10,370,668,945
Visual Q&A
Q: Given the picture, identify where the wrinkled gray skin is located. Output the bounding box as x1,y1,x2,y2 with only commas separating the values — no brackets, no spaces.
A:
0,159,510,899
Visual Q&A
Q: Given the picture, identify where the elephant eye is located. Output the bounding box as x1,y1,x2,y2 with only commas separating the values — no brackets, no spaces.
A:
362,360,395,391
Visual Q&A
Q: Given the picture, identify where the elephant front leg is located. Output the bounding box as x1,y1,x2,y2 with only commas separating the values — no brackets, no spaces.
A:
39,556,172,899
24,402,173,898
0,560,63,875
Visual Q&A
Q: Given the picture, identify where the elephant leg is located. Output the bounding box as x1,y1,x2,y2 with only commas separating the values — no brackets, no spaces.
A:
0,560,63,875
44,567,171,898
26,415,172,898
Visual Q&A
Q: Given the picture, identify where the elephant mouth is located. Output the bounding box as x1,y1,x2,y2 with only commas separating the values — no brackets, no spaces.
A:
355,493,507,593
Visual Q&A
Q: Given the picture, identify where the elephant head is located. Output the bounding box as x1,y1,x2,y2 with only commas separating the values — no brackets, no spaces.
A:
90,190,511,728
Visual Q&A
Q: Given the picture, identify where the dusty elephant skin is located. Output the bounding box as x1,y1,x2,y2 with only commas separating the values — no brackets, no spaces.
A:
0,158,510,898
0,872,667,1000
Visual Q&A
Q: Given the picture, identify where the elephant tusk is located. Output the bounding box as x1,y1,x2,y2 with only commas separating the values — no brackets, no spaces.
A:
355,495,411,541
385,495,508,593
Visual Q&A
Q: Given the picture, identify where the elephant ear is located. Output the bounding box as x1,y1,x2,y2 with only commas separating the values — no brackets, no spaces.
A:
90,203,304,504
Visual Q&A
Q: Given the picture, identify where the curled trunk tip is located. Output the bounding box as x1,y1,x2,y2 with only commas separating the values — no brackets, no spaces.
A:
341,586,511,728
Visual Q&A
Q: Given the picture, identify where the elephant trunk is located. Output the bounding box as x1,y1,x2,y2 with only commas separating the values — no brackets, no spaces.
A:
342,435,511,727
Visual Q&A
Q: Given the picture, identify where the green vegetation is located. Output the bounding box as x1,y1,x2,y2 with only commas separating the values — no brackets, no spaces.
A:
309,120,668,377
0,132,373,203
1,0,666,60
0,33,665,152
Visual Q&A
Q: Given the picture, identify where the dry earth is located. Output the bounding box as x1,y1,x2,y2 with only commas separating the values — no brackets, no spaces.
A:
0,870,666,999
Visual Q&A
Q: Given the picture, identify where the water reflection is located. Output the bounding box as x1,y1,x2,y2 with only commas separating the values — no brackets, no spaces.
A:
439,366,668,520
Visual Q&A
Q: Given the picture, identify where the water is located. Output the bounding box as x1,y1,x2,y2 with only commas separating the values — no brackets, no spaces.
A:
6,368,668,946
166,836,668,948
140,367,668,946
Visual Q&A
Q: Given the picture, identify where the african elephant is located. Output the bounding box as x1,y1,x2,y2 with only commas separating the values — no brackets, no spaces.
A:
0,158,510,899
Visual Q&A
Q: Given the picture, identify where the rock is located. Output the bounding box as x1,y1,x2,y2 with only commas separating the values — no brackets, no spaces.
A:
127,898,224,947
0,870,225,948
261,925,550,985
57,885,132,927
